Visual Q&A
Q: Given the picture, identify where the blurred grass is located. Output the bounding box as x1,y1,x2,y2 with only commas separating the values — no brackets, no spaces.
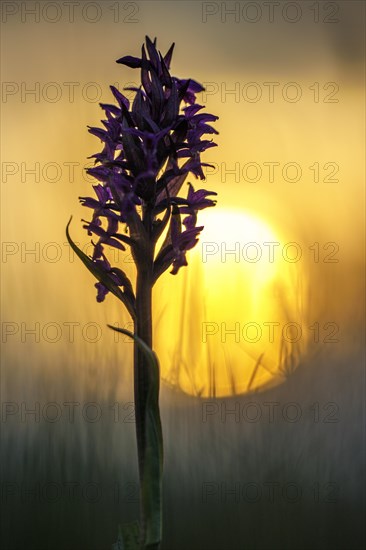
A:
1,233,364,550
1,288,364,549
1,6,365,548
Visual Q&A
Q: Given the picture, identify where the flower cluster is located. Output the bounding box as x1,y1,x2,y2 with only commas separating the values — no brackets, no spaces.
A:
79,36,218,303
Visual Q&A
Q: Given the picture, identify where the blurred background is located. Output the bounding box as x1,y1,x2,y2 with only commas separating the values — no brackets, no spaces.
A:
1,1,365,548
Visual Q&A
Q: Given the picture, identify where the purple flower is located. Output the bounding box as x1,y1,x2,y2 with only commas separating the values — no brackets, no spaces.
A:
91,252,133,303
184,183,217,211
170,217,204,275
77,36,218,302
67,40,220,548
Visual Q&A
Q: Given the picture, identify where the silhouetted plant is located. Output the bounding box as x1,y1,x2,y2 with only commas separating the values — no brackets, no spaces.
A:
67,36,218,549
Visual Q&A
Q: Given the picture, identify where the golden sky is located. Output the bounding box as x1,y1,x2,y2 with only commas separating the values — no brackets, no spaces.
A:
1,0,365,397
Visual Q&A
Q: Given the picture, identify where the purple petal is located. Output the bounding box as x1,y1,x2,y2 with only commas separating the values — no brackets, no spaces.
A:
116,55,142,68
184,104,204,117
88,127,107,141
110,85,130,109
163,43,175,70
95,282,109,302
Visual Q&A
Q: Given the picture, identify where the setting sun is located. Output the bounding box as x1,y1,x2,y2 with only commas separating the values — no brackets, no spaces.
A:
2,8,364,548
154,207,308,397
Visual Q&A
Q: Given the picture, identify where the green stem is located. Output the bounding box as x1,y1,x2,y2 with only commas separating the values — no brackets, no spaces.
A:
134,265,163,549
132,203,163,549
134,267,153,481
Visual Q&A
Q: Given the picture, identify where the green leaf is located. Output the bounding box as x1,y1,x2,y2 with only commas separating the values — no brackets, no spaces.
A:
107,325,163,548
112,522,140,550
111,525,124,550
66,217,136,320
122,522,140,550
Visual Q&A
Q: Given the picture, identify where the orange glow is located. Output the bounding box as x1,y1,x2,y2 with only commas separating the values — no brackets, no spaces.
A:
154,208,308,397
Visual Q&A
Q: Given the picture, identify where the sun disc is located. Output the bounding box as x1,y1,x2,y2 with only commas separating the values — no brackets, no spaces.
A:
154,208,307,397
